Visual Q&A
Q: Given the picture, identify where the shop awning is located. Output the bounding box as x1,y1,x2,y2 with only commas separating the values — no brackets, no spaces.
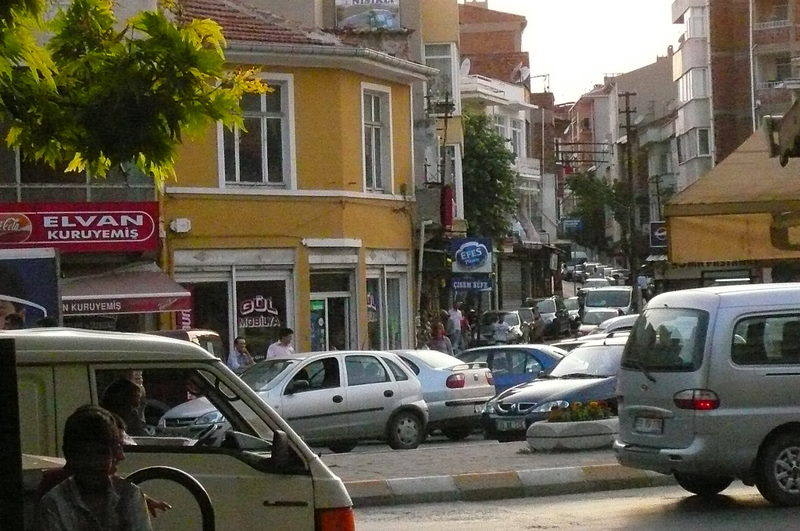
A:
665,132,800,264
62,265,191,316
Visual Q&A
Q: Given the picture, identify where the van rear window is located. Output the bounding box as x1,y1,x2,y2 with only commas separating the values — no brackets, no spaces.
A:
622,308,709,372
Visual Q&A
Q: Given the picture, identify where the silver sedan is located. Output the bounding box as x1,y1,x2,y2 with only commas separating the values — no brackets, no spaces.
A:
393,349,495,440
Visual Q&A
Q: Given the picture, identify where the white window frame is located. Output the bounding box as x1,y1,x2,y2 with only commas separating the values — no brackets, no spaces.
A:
361,82,394,194
679,68,708,103
510,118,525,158
424,42,461,116
217,73,297,190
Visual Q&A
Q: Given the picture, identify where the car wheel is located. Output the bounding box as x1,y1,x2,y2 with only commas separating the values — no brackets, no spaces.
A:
756,432,800,506
674,472,733,496
496,432,518,443
387,410,424,450
441,425,473,441
328,441,358,454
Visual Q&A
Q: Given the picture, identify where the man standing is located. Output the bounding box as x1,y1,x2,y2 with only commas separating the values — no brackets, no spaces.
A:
446,301,463,353
267,327,295,359
227,336,255,373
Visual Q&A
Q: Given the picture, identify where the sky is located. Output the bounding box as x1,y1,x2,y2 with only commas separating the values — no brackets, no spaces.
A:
480,0,684,103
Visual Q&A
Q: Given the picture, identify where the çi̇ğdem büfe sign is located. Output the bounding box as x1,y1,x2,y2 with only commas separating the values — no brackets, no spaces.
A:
0,202,158,253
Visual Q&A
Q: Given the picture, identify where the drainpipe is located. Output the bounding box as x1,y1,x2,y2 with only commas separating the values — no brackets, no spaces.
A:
750,0,757,131
416,220,434,317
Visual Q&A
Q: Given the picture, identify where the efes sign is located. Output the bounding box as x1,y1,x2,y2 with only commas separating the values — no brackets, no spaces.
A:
0,202,158,253
451,238,492,274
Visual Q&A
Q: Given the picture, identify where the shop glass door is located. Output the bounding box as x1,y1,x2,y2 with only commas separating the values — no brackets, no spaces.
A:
310,295,350,352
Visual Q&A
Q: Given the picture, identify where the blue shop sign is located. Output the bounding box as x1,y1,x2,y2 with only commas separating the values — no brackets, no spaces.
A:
649,221,668,249
451,238,492,274
451,274,492,291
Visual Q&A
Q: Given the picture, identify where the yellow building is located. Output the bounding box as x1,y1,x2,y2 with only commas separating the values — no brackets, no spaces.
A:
163,1,434,355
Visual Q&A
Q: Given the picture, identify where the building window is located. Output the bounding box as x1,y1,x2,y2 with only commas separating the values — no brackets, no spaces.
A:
684,6,707,38
362,86,392,192
679,68,708,103
424,43,460,115
678,128,711,164
698,128,710,156
775,54,792,81
510,119,525,158
493,115,507,138
221,78,292,187
367,274,407,350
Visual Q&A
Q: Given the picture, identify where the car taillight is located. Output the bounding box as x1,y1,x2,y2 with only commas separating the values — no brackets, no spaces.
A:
316,507,355,531
486,371,494,386
446,373,466,388
673,389,720,410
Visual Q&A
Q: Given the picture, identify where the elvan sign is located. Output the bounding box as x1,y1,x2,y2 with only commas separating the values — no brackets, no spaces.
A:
0,202,158,253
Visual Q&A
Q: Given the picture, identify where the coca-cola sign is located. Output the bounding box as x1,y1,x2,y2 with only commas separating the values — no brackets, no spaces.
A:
0,202,158,253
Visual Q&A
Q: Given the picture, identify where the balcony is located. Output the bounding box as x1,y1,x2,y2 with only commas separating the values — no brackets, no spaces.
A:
461,75,511,106
754,19,791,30
515,156,541,179
671,0,705,23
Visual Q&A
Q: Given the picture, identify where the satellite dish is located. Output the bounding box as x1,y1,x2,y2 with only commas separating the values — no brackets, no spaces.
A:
519,66,531,82
511,62,526,83
460,58,472,76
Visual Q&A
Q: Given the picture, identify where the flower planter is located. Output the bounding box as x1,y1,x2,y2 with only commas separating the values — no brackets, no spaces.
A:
526,417,619,452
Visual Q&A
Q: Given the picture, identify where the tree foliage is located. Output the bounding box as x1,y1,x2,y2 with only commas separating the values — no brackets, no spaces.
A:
565,171,612,251
461,111,519,239
0,0,267,183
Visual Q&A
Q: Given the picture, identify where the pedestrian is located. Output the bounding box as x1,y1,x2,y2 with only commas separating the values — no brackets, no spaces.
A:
227,336,255,373
446,301,463,353
266,327,295,359
33,405,154,531
428,322,453,355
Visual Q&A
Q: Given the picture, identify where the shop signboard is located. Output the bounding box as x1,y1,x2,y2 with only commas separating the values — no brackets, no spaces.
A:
0,201,159,253
650,221,668,249
0,248,60,328
335,0,400,30
451,274,492,291
450,238,493,274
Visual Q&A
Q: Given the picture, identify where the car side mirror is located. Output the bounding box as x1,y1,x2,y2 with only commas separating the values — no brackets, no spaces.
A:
285,379,310,394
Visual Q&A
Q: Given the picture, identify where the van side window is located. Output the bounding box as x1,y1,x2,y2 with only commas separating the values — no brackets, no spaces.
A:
732,316,800,365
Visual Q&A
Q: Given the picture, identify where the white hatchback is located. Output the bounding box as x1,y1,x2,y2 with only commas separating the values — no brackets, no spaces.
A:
161,350,428,453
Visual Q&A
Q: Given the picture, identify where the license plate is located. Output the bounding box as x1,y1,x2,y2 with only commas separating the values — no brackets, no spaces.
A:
496,418,525,431
634,416,663,434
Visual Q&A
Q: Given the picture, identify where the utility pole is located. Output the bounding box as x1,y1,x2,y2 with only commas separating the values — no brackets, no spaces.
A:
619,91,642,309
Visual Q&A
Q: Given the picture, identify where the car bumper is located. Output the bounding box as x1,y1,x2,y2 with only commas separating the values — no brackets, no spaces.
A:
427,398,491,425
481,411,548,439
613,436,726,476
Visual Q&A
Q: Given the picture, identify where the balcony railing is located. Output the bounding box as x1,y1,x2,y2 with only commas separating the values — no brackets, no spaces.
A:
515,157,541,178
757,80,787,89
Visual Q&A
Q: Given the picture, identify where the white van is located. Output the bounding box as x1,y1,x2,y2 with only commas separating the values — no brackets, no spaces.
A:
12,328,354,530
615,283,800,506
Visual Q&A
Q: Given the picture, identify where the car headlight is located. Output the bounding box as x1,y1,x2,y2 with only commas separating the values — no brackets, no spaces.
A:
484,402,497,414
157,417,166,428
532,400,570,413
195,411,224,425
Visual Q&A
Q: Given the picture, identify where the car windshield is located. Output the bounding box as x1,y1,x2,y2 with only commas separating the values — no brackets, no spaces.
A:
480,312,519,326
550,344,624,378
585,279,610,288
622,308,709,372
241,359,296,391
535,300,556,314
564,298,579,311
582,311,618,325
585,289,631,308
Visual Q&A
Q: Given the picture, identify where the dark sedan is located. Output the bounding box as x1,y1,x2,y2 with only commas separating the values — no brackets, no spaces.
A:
458,344,567,394
481,336,627,442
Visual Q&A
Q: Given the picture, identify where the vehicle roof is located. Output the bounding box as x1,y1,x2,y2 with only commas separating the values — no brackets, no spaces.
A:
7,328,216,364
462,344,562,353
585,286,632,292
571,335,629,348
647,283,800,311
600,314,639,327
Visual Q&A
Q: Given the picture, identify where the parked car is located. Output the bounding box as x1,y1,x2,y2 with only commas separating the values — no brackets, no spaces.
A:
393,349,495,440
476,310,527,345
482,336,627,442
552,330,630,352
585,313,639,336
583,277,612,290
578,309,621,336
161,350,428,453
584,286,636,315
527,296,570,338
564,296,581,332
457,344,567,393
615,283,800,506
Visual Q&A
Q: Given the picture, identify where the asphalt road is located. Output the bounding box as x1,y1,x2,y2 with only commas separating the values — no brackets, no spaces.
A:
355,483,800,530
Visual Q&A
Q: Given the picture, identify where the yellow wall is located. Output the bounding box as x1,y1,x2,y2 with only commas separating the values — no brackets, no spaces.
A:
421,0,460,43
173,67,414,195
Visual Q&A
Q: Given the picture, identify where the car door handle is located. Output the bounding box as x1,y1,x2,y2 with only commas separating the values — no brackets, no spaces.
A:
332,395,343,403
384,390,394,398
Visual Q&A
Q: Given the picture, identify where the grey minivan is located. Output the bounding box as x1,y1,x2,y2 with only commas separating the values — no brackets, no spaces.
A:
614,283,800,506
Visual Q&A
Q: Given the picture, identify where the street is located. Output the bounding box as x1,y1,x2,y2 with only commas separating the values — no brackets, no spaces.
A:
355,483,799,530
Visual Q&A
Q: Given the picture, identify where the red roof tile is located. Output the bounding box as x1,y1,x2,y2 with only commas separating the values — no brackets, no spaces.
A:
178,0,341,46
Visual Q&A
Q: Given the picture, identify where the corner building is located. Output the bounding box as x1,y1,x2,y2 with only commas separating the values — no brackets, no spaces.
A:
164,1,432,355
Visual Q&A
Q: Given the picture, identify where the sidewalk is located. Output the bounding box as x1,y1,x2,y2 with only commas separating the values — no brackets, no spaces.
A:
320,438,675,507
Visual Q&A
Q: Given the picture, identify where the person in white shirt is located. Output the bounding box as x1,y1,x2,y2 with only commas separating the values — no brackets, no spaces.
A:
266,327,295,359
446,301,463,352
227,336,255,373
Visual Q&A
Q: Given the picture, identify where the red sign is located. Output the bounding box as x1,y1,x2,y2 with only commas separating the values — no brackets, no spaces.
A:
62,295,191,316
0,202,158,253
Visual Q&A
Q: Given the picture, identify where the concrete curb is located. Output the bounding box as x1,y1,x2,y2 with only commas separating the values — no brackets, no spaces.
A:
344,464,676,507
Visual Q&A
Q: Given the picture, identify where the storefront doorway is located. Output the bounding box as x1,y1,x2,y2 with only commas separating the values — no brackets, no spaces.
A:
310,295,350,351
